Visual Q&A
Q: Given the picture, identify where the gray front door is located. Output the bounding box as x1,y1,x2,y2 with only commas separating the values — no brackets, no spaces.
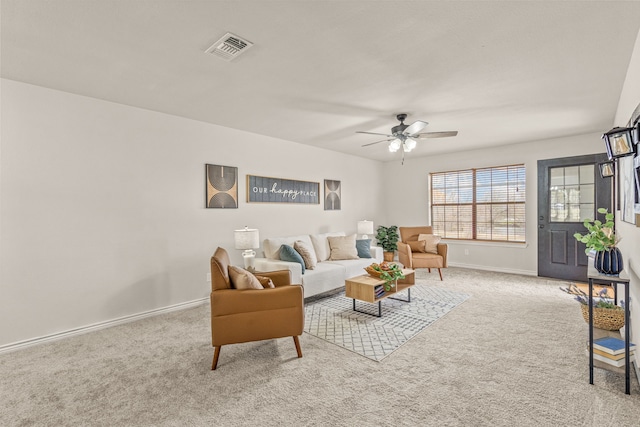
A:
537,153,612,281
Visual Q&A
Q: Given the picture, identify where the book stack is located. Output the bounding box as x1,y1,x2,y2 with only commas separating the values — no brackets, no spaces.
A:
374,285,385,299
588,337,636,368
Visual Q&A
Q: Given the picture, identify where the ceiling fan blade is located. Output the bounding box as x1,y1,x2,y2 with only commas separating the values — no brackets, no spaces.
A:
415,131,459,139
361,138,394,147
403,120,428,136
356,131,393,137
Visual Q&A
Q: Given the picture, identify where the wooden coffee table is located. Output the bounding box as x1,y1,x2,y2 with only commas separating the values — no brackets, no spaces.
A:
344,269,415,317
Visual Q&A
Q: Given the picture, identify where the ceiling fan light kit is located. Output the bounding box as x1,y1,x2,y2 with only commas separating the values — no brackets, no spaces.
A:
357,113,458,163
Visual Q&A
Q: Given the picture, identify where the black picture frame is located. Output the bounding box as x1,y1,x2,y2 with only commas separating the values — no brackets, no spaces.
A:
206,164,238,208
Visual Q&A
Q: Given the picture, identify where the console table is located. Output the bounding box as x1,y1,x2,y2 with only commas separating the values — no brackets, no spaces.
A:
587,265,632,394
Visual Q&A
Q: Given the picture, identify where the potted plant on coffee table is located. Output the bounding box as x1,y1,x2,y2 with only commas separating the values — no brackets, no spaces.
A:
375,225,399,262
573,208,623,275
365,261,406,291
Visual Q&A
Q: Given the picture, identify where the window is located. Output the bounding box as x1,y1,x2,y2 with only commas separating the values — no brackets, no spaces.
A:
430,164,526,242
549,165,594,222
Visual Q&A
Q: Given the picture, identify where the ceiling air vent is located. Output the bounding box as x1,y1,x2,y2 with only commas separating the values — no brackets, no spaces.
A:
205,32,253,61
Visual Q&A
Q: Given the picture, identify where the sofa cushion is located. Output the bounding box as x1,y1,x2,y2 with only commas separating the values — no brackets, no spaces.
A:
263,234,313,260
255,275,275,288
412,252,444,268
328,234,359,261
298,262,346,297
228,266,263,289
294,240,317,270
280,244,306,274
356,239,372,258
418,234,441,254
310,232,345,262
325,257,377,280
408,240,427,253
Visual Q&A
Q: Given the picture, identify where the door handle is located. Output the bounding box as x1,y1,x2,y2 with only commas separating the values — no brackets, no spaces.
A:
539,224,544,229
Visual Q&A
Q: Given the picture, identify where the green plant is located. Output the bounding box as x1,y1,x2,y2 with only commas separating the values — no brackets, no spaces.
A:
573,208,617,255
375,225,399,252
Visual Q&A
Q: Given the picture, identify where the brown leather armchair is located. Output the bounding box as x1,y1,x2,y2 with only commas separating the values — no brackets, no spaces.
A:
397,226,448,280
209,247,304,370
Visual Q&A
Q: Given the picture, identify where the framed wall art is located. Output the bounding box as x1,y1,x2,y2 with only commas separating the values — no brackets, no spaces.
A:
634,155,640,214
324,179,341,211
206,164,238,208
247,175,319,204
618,155,635,224
618,102,640,223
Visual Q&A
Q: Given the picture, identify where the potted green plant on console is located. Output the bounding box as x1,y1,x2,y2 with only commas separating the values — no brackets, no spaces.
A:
376,225,399,262
573,208,623,275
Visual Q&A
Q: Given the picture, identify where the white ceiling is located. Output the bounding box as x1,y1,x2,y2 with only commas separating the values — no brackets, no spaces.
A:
2,1,640,162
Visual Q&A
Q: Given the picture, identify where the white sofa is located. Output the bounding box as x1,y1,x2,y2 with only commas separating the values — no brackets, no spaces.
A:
254,232,383,298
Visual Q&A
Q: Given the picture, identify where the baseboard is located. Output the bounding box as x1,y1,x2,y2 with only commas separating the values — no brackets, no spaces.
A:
0,297,209,355
447,262,537,277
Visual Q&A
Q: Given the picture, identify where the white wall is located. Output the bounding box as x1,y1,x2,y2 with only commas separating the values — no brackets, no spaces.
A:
381,133,605,275
613,28,640,370
0,79,384,348
4,24,640,351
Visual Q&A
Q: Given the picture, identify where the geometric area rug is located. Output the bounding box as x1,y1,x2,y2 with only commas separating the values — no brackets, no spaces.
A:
304,284,469,361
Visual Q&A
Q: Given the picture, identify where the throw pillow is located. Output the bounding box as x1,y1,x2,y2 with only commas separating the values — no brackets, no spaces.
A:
310,232,345,262
294,240,317,270
255,275,275,288
280,244,306,274
418,234,442,254
328,234,359,261
355,239,372,258
408,240,427,253
228,266,264,290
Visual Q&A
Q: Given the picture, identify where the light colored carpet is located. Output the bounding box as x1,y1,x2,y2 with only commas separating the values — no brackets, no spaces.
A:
1,267,640,426
304,285,469,361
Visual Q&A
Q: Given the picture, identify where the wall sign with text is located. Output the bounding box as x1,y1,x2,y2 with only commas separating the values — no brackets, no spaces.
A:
247,175,320,204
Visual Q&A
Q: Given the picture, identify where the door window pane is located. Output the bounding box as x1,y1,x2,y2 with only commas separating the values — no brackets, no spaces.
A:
549,165,595,222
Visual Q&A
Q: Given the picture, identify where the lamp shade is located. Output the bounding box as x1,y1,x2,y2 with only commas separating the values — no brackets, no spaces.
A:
357,220,374,236
602,127,634,159
234,227,259,250
598,161,615,178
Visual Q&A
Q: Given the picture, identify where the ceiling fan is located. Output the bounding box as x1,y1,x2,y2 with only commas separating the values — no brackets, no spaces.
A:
357,113,458,162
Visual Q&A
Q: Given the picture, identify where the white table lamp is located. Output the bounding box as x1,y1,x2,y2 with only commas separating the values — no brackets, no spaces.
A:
357,220,374,240
234,226,260,270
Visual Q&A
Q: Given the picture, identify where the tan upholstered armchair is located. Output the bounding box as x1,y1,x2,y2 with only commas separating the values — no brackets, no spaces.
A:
397,226,448,280
209,247,304,370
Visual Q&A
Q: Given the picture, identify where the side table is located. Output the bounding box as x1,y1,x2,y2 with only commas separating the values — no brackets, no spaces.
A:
587,265,632,394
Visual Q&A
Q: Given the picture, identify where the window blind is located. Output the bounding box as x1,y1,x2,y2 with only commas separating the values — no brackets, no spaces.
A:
430,164,526,242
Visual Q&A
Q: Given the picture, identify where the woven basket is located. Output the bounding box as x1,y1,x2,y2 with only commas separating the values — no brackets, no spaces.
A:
580,304,625,331
364,266,384,278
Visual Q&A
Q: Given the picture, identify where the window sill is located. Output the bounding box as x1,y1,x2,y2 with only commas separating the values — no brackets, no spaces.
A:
442,239,528,249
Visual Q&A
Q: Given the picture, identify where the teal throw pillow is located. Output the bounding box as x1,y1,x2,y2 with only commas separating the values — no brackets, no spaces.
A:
356,239,372,258
280,244,306,274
